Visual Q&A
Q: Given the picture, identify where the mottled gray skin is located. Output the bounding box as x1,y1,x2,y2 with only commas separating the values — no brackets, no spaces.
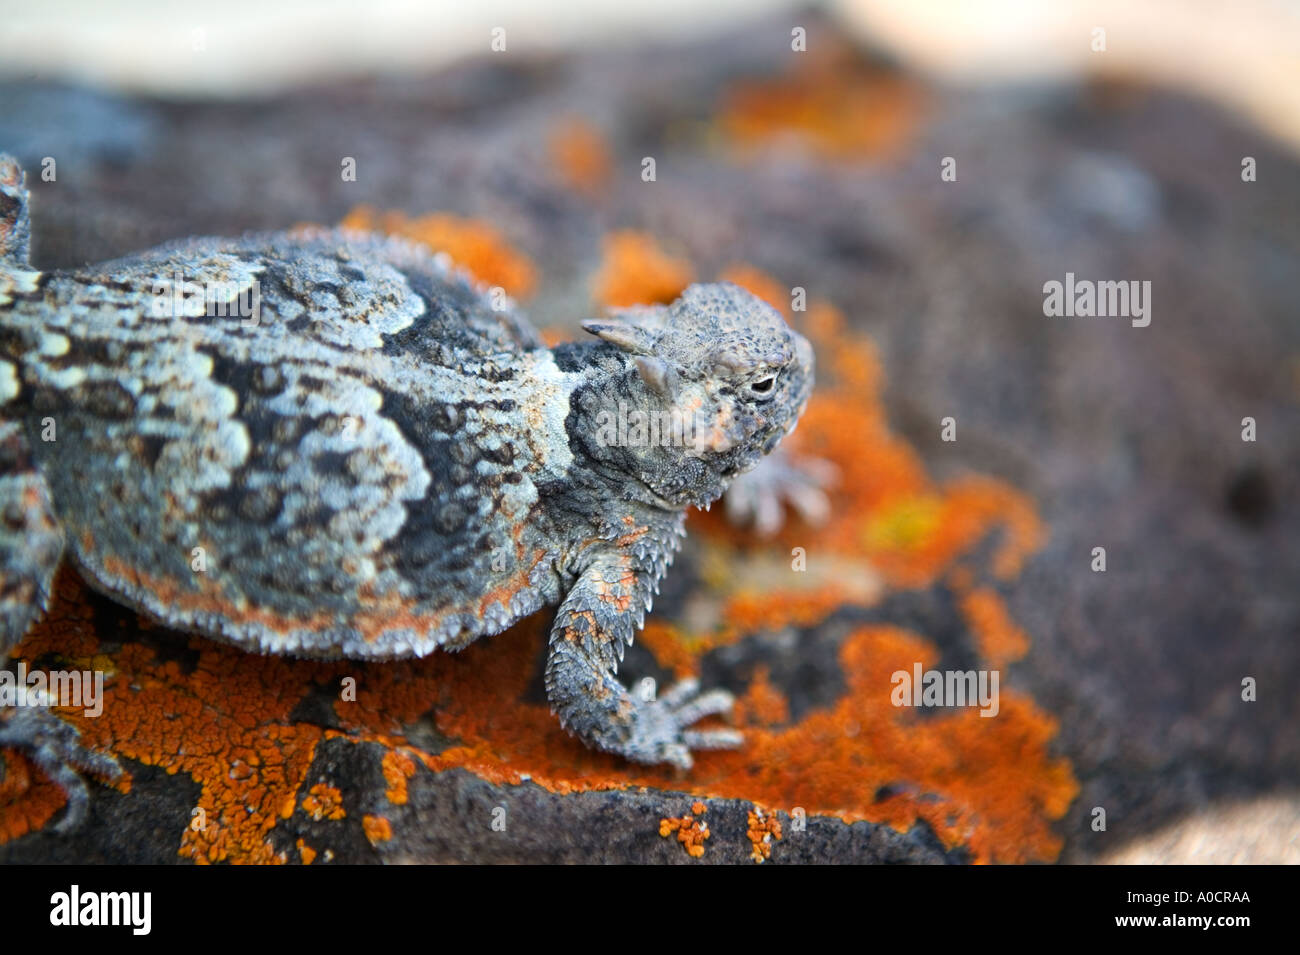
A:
0,153,813,823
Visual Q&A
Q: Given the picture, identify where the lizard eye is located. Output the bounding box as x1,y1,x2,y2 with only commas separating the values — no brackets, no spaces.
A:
749,373,777,398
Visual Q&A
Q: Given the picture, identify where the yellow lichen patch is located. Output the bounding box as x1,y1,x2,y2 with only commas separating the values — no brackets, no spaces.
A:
301,783,346,822
549,116,613,196
660,802,710,858
363,814,393,845
717,46,925,161
866,494,945,552
341,206,537,299
747,807,783,863
591,231,694,309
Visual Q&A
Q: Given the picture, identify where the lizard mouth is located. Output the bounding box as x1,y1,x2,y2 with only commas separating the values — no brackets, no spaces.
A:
635,474,687,511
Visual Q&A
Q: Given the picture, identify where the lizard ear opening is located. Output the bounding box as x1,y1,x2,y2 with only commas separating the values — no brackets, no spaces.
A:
582,319,656,355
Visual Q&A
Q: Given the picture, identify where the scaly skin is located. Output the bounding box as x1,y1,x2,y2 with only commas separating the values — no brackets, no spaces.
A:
0,153,814,825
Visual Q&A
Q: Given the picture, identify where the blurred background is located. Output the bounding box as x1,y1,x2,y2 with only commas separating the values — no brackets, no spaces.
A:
4,0,1298,151
0,1,1296,864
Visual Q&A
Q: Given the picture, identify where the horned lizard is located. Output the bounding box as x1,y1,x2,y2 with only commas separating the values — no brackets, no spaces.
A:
0,154,813,828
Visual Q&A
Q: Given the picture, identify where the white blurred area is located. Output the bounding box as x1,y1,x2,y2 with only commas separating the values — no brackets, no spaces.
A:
840,0,1300,154
1,0,1297,148
0,0,800,94
1100,793,1300,864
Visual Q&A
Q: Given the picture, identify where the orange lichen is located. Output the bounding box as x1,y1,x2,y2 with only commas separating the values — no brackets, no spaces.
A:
296,839,316,865
300,783,346,823
340,206,537,299
733,666,790,727
2,566,348,864
636,621,700,680
538,326,568,349
747,807,783,863
363,814,393,845
660,803,710,858
591,231,694,309
0,750,63,842
718,264,788,312
960,587,1031,667
381,749,417,806
717,46,925,161
549,116,613,196
0,576,125,842
0,252,1074,865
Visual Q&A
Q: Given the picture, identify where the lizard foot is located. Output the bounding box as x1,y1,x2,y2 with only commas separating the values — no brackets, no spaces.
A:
622,677,742,770
0,704,122,833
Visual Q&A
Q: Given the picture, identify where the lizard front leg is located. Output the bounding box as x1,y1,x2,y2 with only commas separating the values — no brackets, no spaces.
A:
544,550,741,769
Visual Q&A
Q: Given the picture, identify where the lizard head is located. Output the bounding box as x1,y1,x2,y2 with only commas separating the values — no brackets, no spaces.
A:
581,282,814,509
